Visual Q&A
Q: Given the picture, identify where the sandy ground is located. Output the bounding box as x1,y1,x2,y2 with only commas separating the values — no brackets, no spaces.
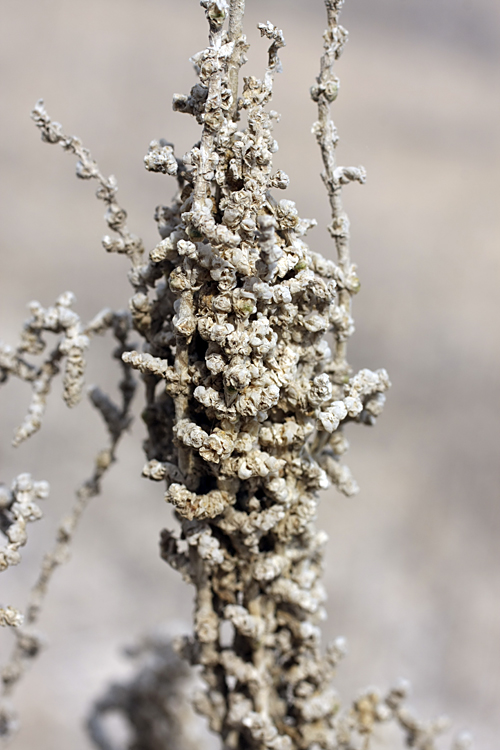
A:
0,0,499,747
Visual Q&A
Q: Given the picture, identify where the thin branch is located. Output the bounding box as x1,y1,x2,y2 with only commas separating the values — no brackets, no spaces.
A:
311,0,365,375
228,0,246,118
0,316,136,740
31,101,144,267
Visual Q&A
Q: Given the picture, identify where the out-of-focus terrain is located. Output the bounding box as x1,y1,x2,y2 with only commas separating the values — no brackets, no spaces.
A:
0,0,499,747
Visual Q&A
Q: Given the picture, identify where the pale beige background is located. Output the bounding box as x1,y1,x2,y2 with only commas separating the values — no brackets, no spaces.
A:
0,0,499,748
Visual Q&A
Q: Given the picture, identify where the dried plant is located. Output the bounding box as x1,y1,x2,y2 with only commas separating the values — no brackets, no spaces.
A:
0,1,473,749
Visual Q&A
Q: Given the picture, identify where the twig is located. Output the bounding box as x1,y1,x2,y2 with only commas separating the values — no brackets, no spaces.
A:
31,101,144,267
228,0,246,118
0,314,136,741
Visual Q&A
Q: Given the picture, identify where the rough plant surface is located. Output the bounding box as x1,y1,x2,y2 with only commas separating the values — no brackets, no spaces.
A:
0,1,474,749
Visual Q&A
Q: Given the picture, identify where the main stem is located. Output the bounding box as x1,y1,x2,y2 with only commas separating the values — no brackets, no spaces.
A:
228,0,246,119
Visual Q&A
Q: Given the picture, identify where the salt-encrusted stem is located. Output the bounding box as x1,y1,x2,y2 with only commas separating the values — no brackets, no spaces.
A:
247,594,271,718
174,333,191,482
0,445,120,709
12,350,62,446
193,7,227,209
31,101,144,267
0,475,49,575
311,0,365,372
0,316,135,736
1,298,127,447
132,5,390,748
228,0,246,118
23,444,117,629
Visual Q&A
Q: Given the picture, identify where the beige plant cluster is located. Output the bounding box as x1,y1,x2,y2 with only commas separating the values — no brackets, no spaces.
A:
0,1,473,749
0,306,135,737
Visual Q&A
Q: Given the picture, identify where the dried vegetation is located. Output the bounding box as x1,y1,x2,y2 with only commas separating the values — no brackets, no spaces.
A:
0,1,472,748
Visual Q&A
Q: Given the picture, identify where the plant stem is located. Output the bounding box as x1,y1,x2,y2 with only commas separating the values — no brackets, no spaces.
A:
228,0,245,118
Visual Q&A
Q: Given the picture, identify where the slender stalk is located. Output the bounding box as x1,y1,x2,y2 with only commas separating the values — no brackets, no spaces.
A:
228,0,246,118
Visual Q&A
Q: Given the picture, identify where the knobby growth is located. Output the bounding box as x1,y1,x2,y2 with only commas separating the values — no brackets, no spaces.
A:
0,1,472,749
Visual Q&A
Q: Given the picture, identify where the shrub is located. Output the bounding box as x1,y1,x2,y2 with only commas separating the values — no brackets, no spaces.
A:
0,2,472,748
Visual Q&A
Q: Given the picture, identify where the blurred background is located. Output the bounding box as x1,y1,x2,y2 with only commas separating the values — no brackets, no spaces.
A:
0,0,499,747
